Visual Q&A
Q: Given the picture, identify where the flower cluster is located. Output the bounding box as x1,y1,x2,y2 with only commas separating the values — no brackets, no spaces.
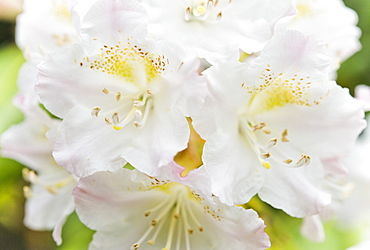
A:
0,0,367,249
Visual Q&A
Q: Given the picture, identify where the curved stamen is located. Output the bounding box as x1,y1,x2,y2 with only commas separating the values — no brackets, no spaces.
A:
135,98,153,128
239,118,310,169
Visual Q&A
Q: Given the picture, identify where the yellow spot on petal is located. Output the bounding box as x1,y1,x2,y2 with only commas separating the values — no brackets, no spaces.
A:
81,42,165,84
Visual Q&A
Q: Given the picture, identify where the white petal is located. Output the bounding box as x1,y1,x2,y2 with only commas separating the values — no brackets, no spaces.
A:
53,105,127,177
300,214,326,242
258,159,331,217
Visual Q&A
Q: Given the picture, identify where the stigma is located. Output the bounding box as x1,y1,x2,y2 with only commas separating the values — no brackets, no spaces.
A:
184,0,231,22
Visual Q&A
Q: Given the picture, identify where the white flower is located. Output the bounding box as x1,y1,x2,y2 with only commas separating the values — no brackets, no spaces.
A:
140,0,296,63
16,0,78,62
0,101,76,245
35,0,207,178
192,30,365,217
73,163,270,250
288,0,361,73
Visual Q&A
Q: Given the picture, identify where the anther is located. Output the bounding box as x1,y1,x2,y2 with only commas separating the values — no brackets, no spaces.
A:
91,107,101,117
131,243,140,250
260,152,271,159
188,229,194,234
144,211,151,217
147,89,153,95
284,159,293,164
22,168,39,183
185,7,191,21
295,153,311,167
147,240,155,245
266,138,278,148
23,186,33,198
282,129,289,142
199,226,204,232
102,88,109,94
216,11,222,20
115,92,122,101
252,122,266,132
134,100,145,107
151,220,157,226
112,112,120,124
45,185,58,194
105,117,113,125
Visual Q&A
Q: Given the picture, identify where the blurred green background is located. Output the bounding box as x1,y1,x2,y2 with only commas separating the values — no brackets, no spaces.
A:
0,0,369,249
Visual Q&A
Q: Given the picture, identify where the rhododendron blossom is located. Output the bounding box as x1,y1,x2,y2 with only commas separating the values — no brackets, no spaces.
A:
36,0,206,177
73,164,270,250
193,31,365,216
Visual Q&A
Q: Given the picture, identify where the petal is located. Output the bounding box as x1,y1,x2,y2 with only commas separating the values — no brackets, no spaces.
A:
24,172,75,231
256,82,366,159
53,105,127,177
203,131,264,205
300,214,325,242
120,105,189,176
74,168,270,250
79,0,148,45
258,159,331,217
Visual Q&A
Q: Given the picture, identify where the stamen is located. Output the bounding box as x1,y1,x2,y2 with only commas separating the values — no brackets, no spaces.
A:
134,99,153,128
252,122,266,132
22,168,39,183
216,11,222,20
119,108,136,127
284,159,293,164
131,243,139,250
149,216,167,246
91,107,101,117
185,202,204,233
282,129,289,142
295,153,311,167
134,110,143,126
185,7,191,21
45,185,58,194
105,117,113,125
260,152,271,159
175,218,183,250
148,240,155,245
266,138,278,148
115,92,122,101
112,112,120,125
22,168,31,181
162,208,179,250
23,186,33,198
